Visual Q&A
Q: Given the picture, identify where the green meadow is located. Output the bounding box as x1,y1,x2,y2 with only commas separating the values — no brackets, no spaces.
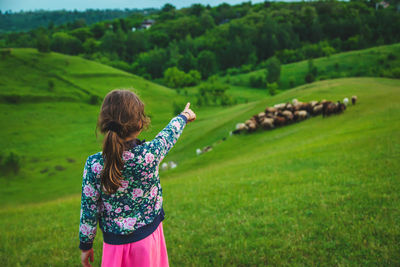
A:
0,48,399,266
224,43,400,92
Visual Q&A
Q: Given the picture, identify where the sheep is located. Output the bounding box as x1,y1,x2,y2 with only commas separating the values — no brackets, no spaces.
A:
168,161,177,169
274,103,286,110
161,162,168,171
203,146,213,153
336,101,346,113
352,95,357,105
343,97,349,106
196,148,202,155
284,103,294,112
273,115,287,126
310,101,319,108
265,107,277,114
236,123,248,131
292,98,299,105
260,117,274,129
281,110,294,121
245,119,257,132
294,110,309,121
322,101,336,117
257,112,266,121
312,104,323,115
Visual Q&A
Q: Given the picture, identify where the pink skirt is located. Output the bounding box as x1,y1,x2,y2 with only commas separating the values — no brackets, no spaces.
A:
101,222,169,267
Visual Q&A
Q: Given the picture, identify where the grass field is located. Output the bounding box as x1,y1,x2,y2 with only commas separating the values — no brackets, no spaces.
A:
223,43,400,91
0,48,399,266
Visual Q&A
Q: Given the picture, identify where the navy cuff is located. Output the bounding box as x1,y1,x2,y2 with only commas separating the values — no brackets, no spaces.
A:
177,114,188,124
79,241,93,251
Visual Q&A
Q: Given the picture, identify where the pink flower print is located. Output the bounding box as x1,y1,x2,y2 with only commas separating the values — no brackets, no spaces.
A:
136,222,146,228
91,162,103,174
124,205,130,211
172,121,181,130
115,219,123,228
123,217,137,230
83,169,87,178
115,207,122,214
155,196,162,211
104,202,112,212
80,224,90,236
90,204,96,210
118,180,129,191
132,188,144,199
155,169,159,177
122,151,134,161
83,185,94,197
150,186,158,198
148,173,153,179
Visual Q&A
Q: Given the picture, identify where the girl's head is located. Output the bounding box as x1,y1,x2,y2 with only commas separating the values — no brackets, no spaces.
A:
97,89,150,194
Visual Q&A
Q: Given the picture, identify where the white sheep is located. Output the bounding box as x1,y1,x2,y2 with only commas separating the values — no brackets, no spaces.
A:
261,117,274,129
343,97,349,106
168,161,177,169
292,98,299,105
161,162,168,171
274,103,286,110
196,148,202,155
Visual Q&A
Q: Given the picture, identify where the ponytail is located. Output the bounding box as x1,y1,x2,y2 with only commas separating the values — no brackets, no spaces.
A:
96,89,150,194
101,130,125,194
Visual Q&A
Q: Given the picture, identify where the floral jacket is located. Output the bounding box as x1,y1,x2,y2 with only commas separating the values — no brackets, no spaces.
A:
79,115,187,250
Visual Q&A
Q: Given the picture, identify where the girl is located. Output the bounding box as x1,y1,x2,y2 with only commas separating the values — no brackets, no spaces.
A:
79,89,196,267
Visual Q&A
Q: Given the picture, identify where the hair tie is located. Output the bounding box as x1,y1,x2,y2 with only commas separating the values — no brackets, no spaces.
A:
106,121,122,133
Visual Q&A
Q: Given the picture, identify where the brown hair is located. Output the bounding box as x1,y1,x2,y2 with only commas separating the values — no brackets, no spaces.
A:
96,89,150,194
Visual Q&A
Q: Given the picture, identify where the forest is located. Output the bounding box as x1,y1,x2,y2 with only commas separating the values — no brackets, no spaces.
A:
1,1,400,85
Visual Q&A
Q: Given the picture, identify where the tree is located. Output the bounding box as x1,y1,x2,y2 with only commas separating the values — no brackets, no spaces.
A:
36,33,50,53
163,67,187,88
50,32,83,55
197,50,217,79
265,56,281,83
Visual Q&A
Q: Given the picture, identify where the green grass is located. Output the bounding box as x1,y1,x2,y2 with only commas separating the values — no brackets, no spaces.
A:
0,48,399,266
224,43,400,90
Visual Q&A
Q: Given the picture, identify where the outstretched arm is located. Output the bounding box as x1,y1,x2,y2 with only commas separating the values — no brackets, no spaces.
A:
146,102,196,163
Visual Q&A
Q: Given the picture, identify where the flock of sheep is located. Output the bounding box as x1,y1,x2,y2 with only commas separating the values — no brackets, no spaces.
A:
232,95,358,134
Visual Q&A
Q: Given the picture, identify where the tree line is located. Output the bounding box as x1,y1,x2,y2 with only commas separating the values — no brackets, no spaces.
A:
1,1,399,87
0,8,158,33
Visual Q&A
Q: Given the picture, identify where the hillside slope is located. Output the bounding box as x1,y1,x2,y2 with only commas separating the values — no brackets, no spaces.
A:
0,48,187,204
224,43,400,94
0,77,399,266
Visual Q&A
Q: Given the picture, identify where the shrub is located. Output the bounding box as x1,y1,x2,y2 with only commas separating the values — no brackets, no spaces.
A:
267,82,278,96
387,52,396,61
390,67,400,78
249,73,265,88
37,33,51,53
289,78,295,88
0,49,12,59
226,68,240,75
48,80,55,92
305,73,315,83
0,152,21,175
89,95,101,105
240,64,253,73
266,56,281,83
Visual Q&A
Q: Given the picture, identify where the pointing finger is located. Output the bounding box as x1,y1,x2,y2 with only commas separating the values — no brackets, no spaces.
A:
185,102,190,110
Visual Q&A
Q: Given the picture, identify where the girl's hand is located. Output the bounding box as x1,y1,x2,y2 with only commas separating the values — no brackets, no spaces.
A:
181,102,196,123
81,248,94,267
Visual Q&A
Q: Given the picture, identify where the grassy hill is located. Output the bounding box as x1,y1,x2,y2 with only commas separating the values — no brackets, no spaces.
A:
223,43,400,94
0,48,399,266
